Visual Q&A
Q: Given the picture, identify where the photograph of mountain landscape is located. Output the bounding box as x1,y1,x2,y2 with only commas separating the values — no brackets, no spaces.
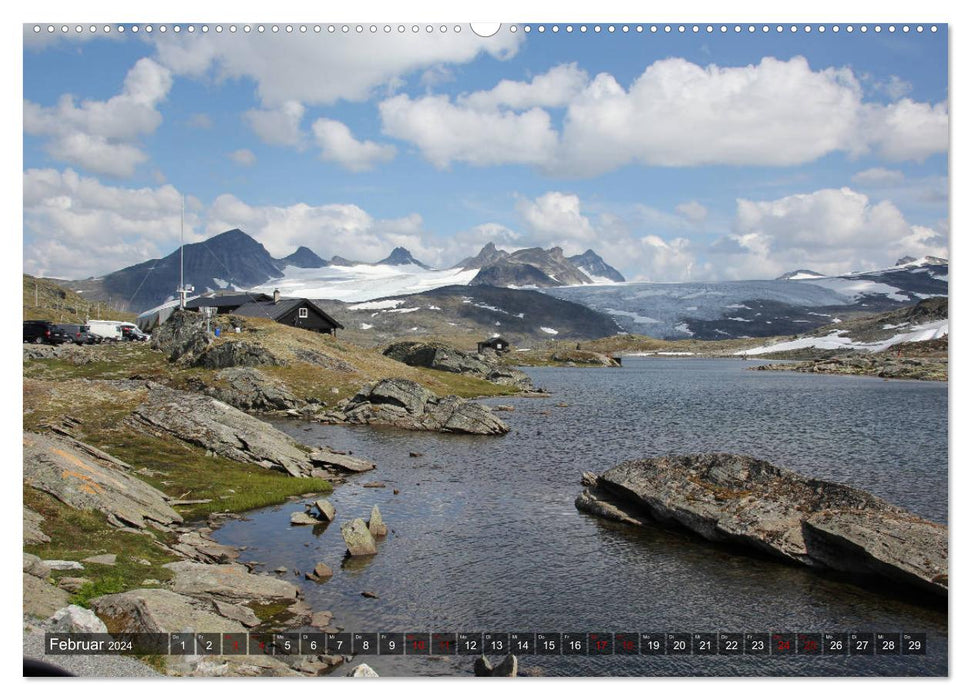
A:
21,18,948,681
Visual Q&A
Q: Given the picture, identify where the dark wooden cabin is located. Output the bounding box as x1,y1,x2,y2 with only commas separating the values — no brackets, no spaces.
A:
477,336,510,354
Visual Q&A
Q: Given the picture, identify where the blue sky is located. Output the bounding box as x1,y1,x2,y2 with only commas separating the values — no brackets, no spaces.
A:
23,23,949,281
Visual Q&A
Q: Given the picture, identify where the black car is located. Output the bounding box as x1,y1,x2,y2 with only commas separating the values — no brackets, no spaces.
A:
23,320,71,345
56,324,98,345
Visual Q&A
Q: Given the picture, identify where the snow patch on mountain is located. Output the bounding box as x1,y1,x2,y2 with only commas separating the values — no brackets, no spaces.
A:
253,264,478,302
737,319,948,355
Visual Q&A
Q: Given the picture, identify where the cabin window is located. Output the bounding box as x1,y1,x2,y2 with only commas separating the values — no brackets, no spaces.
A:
298,307,308,318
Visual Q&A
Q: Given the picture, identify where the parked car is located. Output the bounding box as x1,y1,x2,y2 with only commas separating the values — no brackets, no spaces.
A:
55,324,98,345
23,320,71,345
86,319,123,342
120,323,150,342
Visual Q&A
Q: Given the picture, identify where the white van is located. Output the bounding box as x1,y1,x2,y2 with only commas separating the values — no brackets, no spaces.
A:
86,319,123,341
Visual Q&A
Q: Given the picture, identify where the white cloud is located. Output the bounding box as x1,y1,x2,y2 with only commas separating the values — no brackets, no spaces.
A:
228,149,256,167
152,30,523,108
380,95,558,168
311,118,396,172
715,187,948,278
516,191,596,243
243,101,306,147
187,113,212,129
23,168,194,279
460,62,589,110
676,201,708,225
379,56,947,174
852,167,906,186
24,58,173,177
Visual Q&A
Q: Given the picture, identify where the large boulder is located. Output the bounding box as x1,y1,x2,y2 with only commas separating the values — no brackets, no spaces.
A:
151,309,212,364
23,506,50,545
162,561,299,604
576,453,947,596
91,588,248,634
194,341,282,370
383,341,534,390
340,379,509,435
310,450,375,473
202,367,302,411
127,384,315,477
48,604,109,634
341,519,377,557
23,432,183,529
367,505,387,538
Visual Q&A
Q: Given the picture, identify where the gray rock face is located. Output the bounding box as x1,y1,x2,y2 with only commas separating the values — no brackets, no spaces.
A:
23,506,50,545
315,499,336,521
48,604,108,634
23,432,182,529
348,663,379,677
195,341,282,370
576,453,947,596
151,309,212,364
203,367,303,411
83,554,117,566
310,450,375,473
305,562,333,582
24,553,51,579
339,379,509,435
162,561,299,604
23,572,71,619
92,588,248,635
127,384,315,477
341,518,377,557
368,505,387,538
383,341,535,390
290,512,321,526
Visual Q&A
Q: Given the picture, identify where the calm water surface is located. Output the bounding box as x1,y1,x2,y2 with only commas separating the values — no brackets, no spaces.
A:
213,358,948,676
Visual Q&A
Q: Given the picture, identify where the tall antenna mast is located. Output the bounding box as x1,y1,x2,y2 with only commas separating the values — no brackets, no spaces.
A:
179,194,185,309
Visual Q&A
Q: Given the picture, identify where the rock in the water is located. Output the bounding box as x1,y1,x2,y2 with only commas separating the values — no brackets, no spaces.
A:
305,562,333,582
23,506,50,545
163,561,299,604
310,450,375,473
92,588,248,634
127,384,315,477
310,610,334,629
492,654,518,677
576,453,948,596
290,512,321,526
348,663,379,677
202,367,302,411
473,655,493,676
83,553,117,566
383,341,535,391
341,518,377,557
361,591,379,599
48,604,108,634
368,505,387,538
23,432,183,529
340,379,509,435
315,499,336,521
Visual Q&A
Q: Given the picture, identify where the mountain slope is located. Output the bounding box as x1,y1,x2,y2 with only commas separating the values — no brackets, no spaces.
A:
470,247,592,287
80,229,282,312
277,246,328,269
313,285,624,348
545,259,948,341
568,249,625,282
377,247,430,269
454,242,510,271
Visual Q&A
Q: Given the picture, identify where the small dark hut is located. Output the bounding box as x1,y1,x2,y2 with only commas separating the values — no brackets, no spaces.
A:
477,336,510,355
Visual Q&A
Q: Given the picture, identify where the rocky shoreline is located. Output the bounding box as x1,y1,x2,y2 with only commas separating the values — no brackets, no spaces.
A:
576,453,947,598
751,355,947,382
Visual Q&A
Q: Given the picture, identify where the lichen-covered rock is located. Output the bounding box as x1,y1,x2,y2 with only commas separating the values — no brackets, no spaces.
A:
576,453,947,597
23,432,182,529
23,506,50,545
48,604,108,634
383,341,535,390
341,518,377,557
127,384,315,477
368,505,387,538
151,309,212,364
315,499,336,521
194,341,282,370
339,379,509,435
162,561,299,604
202,367,302,411
309,450,375,473
91,588,248,635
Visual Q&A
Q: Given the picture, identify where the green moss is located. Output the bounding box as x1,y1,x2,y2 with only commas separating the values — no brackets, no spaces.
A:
23,488,178,606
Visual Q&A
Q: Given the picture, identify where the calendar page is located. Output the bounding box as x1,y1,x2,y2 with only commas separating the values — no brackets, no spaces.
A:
21,15,948,682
